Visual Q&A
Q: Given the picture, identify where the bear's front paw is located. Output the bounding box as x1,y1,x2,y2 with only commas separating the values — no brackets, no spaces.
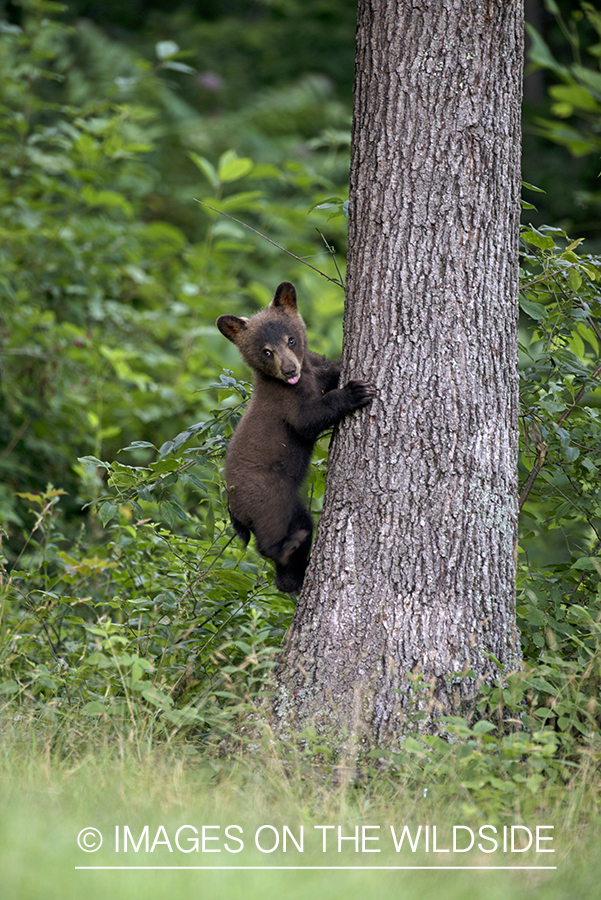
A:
344,379,377,409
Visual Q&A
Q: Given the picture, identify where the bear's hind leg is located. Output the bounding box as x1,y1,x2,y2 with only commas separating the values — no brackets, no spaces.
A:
274,504,313,594
279,526,311,565
248,486,313,592
275,532,312,594
257,501,312,566
231,514,251,547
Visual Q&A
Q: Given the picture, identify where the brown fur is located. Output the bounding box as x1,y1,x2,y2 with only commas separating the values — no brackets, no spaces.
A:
217,282,375,593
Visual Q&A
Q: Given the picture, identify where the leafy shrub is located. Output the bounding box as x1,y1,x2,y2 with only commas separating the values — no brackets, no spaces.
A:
0,373,297,741
0,0,351,541
1,2,601,778
518,215,601,669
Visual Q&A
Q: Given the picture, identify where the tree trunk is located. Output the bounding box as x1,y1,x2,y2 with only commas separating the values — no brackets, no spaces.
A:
273,0,524,748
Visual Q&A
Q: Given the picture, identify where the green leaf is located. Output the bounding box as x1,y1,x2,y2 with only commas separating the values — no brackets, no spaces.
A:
549,84,599,113
520,298,548,321
121,441,156,452
188,153,220,189
150,458,180,473
80,701,108,715
572,64,601,97
205,503,215,540
163,61,195,74
98,501,118,527
307,196,344,214
571,556,601,571
525,23,568,76
80,185,133,217
78,456,111,470
533,117,595,156
158,440,175,458
141,686,174,708
158,501,182,528
521,229,556,250
472,720,497,735
521,181,546,193
218,151,254,183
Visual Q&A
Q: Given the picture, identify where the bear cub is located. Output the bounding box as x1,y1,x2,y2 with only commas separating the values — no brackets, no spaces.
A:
217,281,375,594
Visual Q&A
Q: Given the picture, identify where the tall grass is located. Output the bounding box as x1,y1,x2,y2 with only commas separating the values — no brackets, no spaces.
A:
1,713,600,900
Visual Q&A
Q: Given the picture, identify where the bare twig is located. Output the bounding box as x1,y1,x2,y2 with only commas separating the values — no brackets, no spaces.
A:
519,441,548,511
194,198,344,287
315,228,345,286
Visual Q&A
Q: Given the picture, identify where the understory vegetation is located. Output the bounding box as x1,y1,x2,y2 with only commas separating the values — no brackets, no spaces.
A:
1,3,601,865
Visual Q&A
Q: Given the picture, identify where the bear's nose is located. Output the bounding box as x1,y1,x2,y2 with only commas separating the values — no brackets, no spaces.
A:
282,365,297,378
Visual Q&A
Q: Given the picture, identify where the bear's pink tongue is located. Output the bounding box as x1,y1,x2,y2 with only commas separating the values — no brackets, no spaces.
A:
287,374,300,385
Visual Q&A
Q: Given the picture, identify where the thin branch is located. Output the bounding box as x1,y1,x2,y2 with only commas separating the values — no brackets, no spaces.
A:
520,274,557,291
519,442,547,511
578,298,601,344
566,539,601,606
193,198,344,287
315,228,345,286
519,360,601,510
557,361,601,426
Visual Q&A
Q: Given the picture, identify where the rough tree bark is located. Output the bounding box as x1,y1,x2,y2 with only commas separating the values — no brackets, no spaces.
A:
273,0,524,747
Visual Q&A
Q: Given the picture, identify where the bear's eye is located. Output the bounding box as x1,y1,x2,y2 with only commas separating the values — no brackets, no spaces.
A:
288,337,296,347
263,348,272,358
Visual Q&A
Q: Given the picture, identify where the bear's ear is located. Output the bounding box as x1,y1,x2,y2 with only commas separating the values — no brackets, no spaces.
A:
217,315,248,343
270,282,298,312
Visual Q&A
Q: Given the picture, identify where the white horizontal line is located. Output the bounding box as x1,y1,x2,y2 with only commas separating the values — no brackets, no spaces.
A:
75,866,557,871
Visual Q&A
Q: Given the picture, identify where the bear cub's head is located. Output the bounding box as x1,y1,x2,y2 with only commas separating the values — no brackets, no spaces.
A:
217,282,307,385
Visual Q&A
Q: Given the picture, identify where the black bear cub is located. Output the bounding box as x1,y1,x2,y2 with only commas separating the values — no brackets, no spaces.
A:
217,281,375,594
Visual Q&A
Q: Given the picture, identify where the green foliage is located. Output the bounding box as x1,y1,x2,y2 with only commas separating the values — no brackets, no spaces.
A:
518,219,601,672
1,1,601,795
0,374,295,739
523,1,601,236
0,0,344,744
384,721,565,802
135,0,358,109
527,1,601,157
0,3,212,528
0,0,351,536
519,2,601,240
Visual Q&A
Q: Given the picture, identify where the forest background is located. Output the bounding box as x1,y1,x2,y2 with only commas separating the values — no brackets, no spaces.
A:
1,1,601,898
